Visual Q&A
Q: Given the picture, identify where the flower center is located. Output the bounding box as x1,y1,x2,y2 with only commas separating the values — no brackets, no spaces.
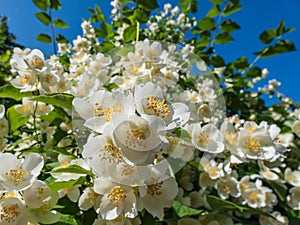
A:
36,202,51,215
44,74,53,84
31,56,44,69
245,137,261,152
20,74,31,85
146,96,170,119
0,204,20,223
5,165,29,184
225,132,238,145
147,181,163,196
223,184,231,195
249,192,259,202
93,102,123,122
198,131,210,147
108,186,127,206
125,128,146,148
101,144,123,163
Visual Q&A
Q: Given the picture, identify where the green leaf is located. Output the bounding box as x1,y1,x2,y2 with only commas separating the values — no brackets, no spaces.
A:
207,195,247,212
49,147,76,158
265,180,287,202
50,0,62,10
259,29,276,44
0,84,33,100
7,106,30,132
48,179,78,192
210,0,223,4
173,201,204,217
129,9,149,24
53,19,68,28
207,5,220,17
179,0,198,14
35,12,51,26
31,93,73,111
246,67,261,78
215,32,233,44
123,25,137,43
56,34,68,44
223,3,242,16
198,17,215,31
221,20,241,32
255,39,296,58
36,33,52,43
58,214,79,225
276,20,285,37
32,0,48,11
210,54,225,67
234,56,248,69
136,0,159,11
51,165,92,176
103,83,119,92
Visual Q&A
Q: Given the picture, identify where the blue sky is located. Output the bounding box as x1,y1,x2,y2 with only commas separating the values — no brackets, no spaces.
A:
1,0,299,102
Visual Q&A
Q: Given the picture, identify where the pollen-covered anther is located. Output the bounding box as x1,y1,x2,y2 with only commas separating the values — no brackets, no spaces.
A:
121,164,135,176
20,74,31,85
101,144,123,163
108,186,127,206
225,132,238,145
198,131,210,147
31,56,44,69
146,96,170,119
245,137,261,152
93,102,105,117
0,204,20,223
125,128,146,148
147,181,163,196
5,165,29,184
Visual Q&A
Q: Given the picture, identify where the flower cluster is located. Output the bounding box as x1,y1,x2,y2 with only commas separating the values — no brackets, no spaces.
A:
0,15,299,225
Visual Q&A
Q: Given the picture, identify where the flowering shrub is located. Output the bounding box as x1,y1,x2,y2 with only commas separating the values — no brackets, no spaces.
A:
0,0,299,225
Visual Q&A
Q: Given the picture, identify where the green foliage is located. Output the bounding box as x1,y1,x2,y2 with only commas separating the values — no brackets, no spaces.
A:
36,33,52,43
35,12,51,26
173,201,204,217
31,93,73,111
0,84,33,100
53,19,69,28
179,0,198,14
7,106,30,132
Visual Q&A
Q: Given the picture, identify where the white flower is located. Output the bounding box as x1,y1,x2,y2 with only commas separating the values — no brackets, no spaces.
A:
83,135,141,185
73,90,135,133
0,118,8,137
292,120,300,137
139,177,178,219
78,187,101,211
28,192,61,225
11,71,37,92
94,178,137,220
23,180,51,208
0,197,27,225
135,82,190,129
58,185,81,202
259,211,289,225
192,123,224,154
215,175,240,199
0,153,43,192
237,121,277,160
26,49,45,71
111,114,164,164
287,187,300,210
285,167,300,187
14,98,35,116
